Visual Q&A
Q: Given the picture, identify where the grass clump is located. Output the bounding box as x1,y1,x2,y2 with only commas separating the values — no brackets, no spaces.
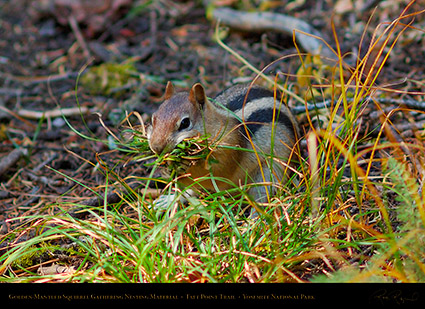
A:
121,112,213,177
1,3,425,284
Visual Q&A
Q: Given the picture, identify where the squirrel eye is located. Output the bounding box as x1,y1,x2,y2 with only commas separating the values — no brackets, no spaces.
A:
178,117,191,131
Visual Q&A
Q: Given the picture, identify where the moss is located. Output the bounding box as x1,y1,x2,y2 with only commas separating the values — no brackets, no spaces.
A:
11,244,50,269
81,61,138,97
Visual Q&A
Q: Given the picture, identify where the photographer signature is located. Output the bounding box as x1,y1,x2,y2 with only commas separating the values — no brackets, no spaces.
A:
370,289,419,305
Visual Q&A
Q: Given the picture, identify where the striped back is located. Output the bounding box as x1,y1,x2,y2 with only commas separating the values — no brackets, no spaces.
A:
213,84,298,143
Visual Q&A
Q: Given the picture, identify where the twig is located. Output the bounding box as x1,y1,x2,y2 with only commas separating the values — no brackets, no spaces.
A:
214,22,305,104
374,97,425,111
292,96,425,114
0,148,28,177
0,88,23,96
33,153,58,173
0,105,36,127
68,14,91,60
211,7,336,60
17,106,89,119
25,169,62,186
0,72,78,85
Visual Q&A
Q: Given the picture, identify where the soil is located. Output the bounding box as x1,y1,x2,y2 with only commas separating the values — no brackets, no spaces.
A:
1,0,425,269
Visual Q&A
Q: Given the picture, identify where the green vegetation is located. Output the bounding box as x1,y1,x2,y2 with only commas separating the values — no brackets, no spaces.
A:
1,4,424,284
80,61,139,97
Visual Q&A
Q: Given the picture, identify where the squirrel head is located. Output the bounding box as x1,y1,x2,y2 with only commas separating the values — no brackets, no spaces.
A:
148,82,207,155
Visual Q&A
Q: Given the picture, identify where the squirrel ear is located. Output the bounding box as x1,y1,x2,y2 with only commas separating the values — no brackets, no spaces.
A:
164,81,174,100
189,83,206,108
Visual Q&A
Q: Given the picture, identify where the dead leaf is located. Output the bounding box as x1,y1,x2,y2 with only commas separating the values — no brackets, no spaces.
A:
37,263,76,275
334,0,355,15
31,0,132,37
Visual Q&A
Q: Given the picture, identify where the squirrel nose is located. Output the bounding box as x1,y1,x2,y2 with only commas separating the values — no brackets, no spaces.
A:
149,141,165,155
149,138,173,155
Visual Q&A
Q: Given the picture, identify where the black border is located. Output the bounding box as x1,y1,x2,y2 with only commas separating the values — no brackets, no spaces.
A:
2,283,424,306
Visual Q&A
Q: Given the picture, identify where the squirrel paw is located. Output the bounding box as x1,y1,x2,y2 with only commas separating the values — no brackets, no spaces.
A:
151,193,178,211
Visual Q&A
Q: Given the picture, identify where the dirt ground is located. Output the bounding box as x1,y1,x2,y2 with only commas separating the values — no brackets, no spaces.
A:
1,0,425,252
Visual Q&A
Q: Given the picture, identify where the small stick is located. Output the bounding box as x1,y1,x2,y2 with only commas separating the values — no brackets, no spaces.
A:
211,7,335,60
17,106,89,119
292,97,425,114
68,15,91,60
0,72,77,85
0,148,28,177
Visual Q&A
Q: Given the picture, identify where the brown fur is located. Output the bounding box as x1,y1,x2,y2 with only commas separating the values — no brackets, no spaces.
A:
148,82,299,200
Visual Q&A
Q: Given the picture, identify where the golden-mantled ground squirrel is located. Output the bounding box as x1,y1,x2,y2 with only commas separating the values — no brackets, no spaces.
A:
147,81,300,208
